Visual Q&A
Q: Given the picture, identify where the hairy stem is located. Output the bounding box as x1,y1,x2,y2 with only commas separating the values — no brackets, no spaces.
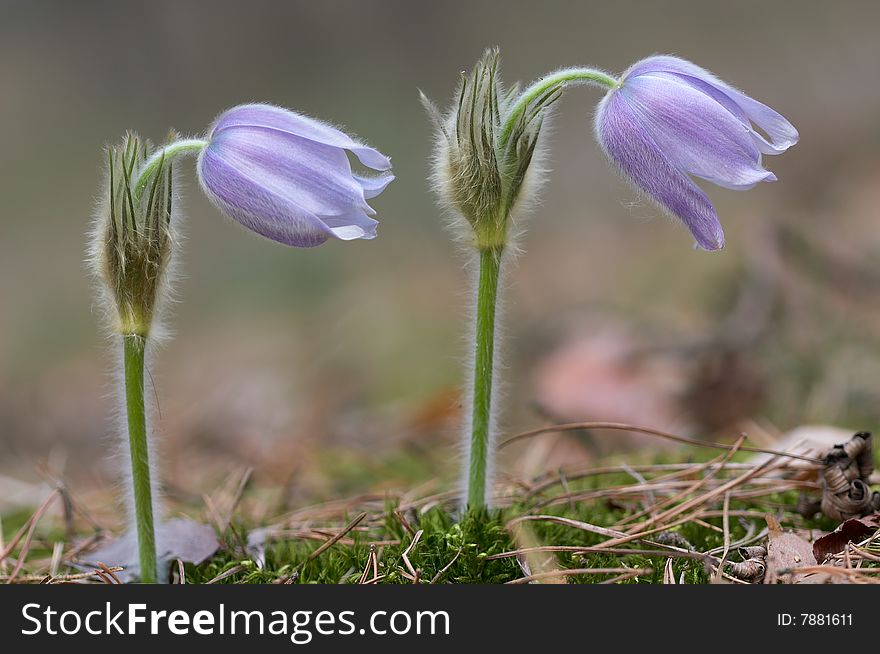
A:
123,334,157,583
468,245,504,509
134,138,208,202
500,67,619,149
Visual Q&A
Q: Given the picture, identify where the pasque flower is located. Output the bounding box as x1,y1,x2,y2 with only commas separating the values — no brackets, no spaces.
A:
88,103,392,580
196,103,394,247
425,50,797,511
595,55,798,250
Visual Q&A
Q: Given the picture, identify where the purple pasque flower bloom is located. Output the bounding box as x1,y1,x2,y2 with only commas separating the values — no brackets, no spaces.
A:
595,55,798,250
197,104,393,247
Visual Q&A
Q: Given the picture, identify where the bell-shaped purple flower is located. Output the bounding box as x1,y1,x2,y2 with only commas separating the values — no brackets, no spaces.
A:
196,104,394,247
595,56,798,250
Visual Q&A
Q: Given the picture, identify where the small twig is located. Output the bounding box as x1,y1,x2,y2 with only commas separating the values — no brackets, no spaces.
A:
221,467,253,533
663,558,677,585
7,566,124,585
0,490,60,563
849,545,880,563
487,545,717,564
430,547,463,583
779,565,880,583
691,518,724,533
714,492,732,583
523,461,817,502
49,542,64,578
62,533,105,562
357,544,378,585
557,469,577,513
500,421,823,463
5,490,60,583
509,513,722,557
393,510,416,537
613,450,731,528
624,446,772,536
202,494,226,535
400,529,424,579
205,565,245,585
92,569,113,585
621,463,654,514
360,574,387,585
306,512,367,564
96,562,123,585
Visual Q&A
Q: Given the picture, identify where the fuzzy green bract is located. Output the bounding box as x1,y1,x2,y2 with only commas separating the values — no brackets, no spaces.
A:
422,49,554,249
94,133,175,337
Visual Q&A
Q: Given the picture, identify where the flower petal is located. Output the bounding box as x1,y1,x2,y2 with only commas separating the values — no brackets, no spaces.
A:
620,73,775,190
355,173,395,200
197,147,334,247
211,103,392,171
706,82,799,154
624,56,798,155
208,125,374,217
595,91,725,251
323,210,379,240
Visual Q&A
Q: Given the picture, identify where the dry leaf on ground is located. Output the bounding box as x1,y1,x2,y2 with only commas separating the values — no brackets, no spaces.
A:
813,514,880,562
763,515,822,584
81,518,219,583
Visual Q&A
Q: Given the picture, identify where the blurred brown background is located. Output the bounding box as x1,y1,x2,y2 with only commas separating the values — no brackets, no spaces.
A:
2,0,880,508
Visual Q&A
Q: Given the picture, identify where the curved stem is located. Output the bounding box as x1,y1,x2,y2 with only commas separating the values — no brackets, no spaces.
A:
123,334,157,583
468,245,503,509
134,139,208,202
500,68,619,148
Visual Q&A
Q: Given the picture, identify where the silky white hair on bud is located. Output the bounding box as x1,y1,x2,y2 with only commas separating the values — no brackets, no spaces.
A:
86,133,188,573
422,50,560,508
87,132,186,343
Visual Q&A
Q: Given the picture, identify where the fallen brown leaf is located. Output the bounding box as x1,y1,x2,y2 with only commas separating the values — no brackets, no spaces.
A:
813,514,880,562
763,515,820,584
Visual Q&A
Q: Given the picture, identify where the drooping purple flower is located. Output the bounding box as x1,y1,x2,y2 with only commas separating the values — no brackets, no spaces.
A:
595,56,798,250
196,103,393,247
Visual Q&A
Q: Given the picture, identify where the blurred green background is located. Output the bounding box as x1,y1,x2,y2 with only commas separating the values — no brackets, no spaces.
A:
2,0,880,505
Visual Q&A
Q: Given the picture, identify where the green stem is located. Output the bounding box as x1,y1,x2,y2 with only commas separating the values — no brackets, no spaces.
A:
468,245,504,509
123,334,157,583
500,68,619,149
134,138,208,202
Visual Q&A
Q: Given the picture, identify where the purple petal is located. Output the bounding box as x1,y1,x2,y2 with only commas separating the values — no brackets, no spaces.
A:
620,73,775,190
207,125,374,217
355,173,395,199
197,103,393,247
211,103,392,171
595,91,725,251
197,148,335,247
322,210,379,240
624,56,798,155
706,83,799,154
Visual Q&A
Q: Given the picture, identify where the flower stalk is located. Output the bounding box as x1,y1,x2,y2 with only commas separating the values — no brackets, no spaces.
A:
468,245,503,509
499,67,618,149
122,333,156,583
135,138,207,202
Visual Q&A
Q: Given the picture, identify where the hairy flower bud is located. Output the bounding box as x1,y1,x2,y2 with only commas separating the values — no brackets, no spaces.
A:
91,133,176,336
423,49,554,249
